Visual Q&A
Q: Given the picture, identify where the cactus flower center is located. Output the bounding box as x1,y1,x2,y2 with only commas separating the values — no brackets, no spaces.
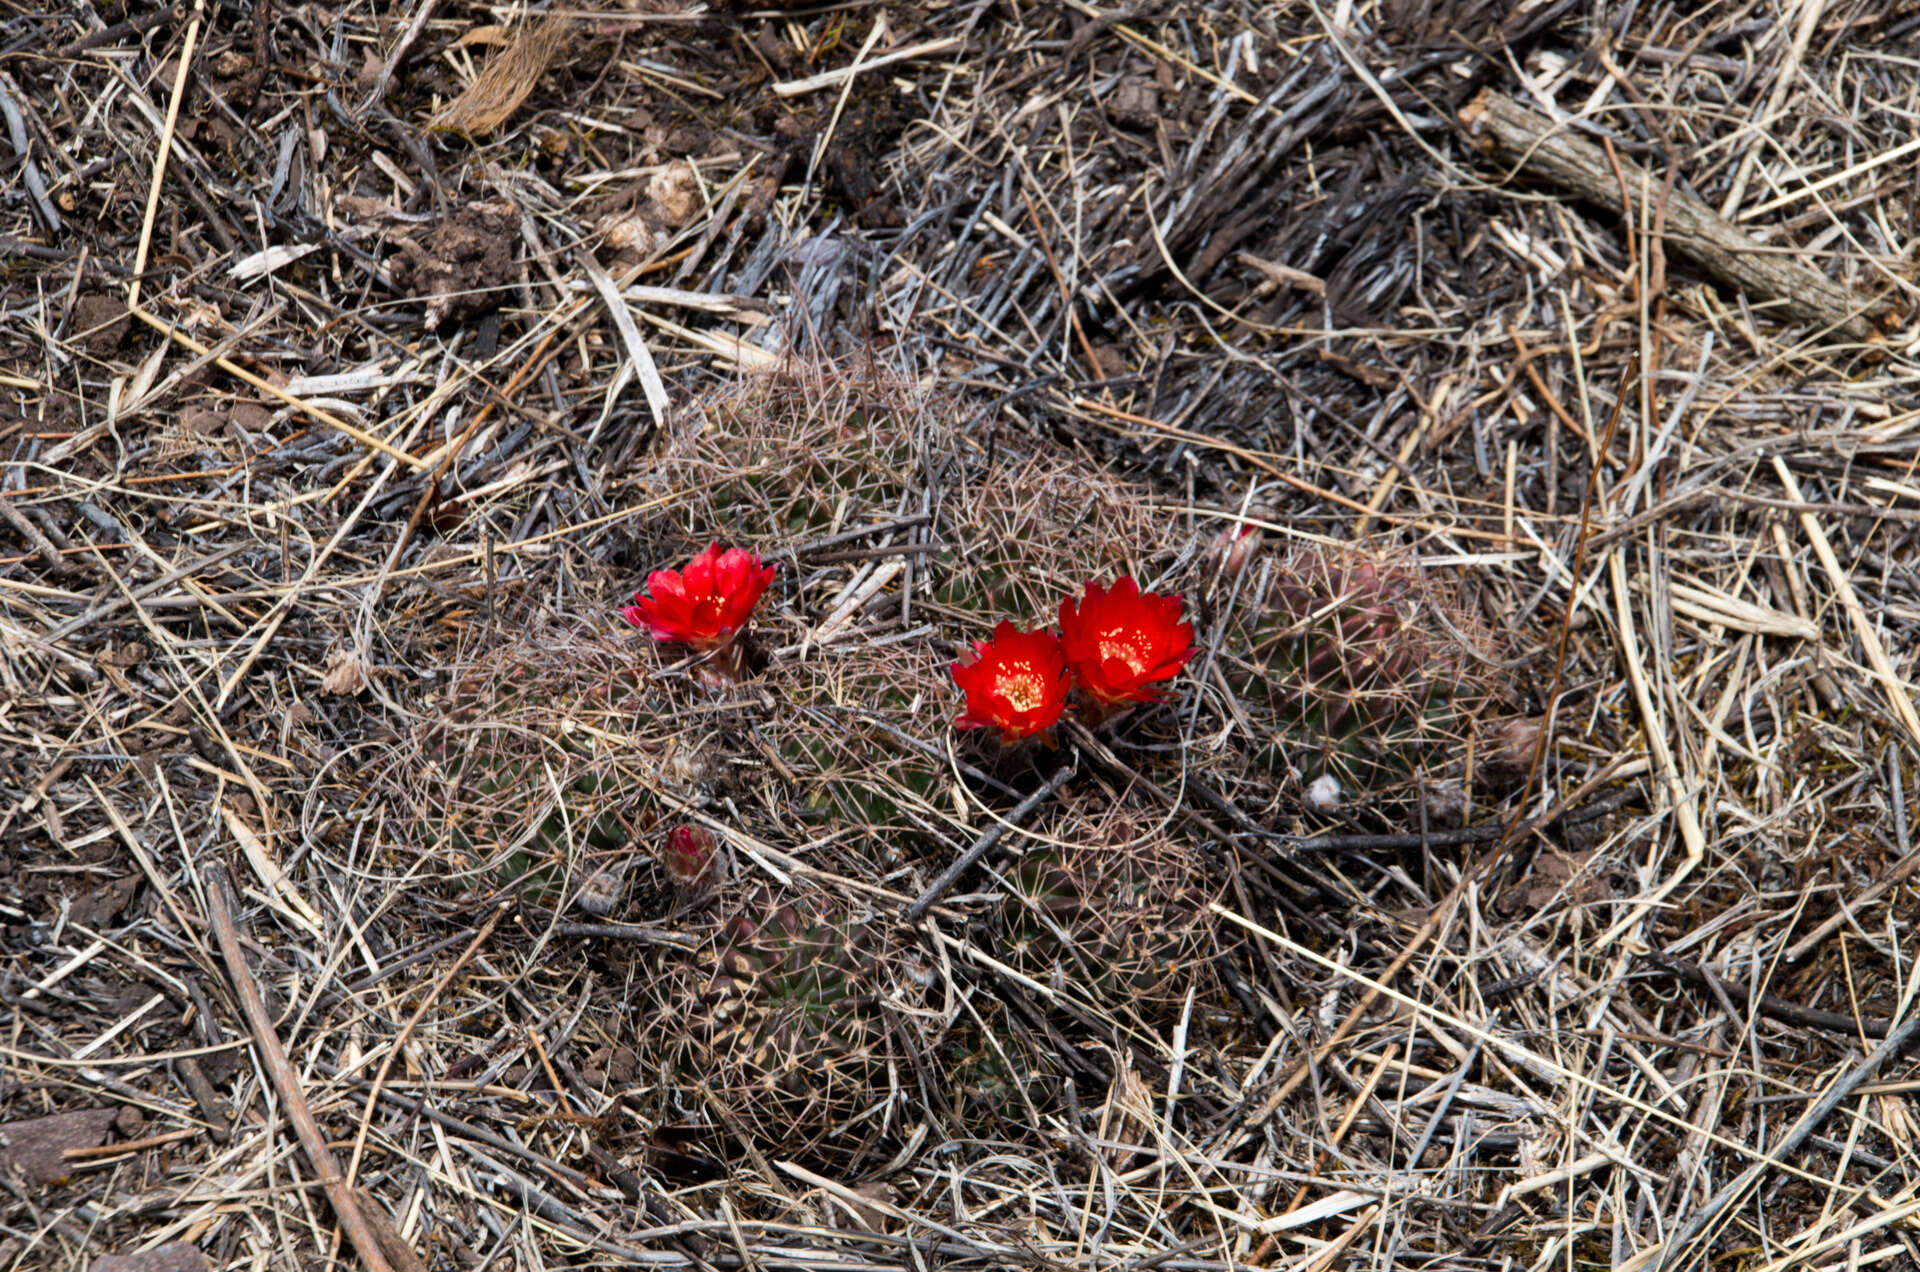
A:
1097,628,1153,677
999,667,1048,713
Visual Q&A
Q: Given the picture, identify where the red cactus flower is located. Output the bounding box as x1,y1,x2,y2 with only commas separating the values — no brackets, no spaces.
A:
951,621,1070,743
622,543,775,650
1058,577,1194,706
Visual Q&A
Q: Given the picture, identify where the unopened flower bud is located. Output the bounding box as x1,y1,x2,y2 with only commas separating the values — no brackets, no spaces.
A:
1204,520,1265,583
662,824,727,898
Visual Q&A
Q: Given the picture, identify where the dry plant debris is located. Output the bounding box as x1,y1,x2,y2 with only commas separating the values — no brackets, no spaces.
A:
428,12,575,137
4,2,1920,1270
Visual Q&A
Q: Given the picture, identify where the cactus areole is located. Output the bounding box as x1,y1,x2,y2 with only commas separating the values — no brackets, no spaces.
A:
623,543,776,650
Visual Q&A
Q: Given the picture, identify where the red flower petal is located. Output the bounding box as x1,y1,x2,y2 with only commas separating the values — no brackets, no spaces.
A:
951,620,1068,743
1059,577,1193,706
623,543,775,650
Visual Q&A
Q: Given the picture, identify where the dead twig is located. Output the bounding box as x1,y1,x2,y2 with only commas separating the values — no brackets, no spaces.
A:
1652,1007,1920,1271
1459,90,1894,342
204,865,416,1272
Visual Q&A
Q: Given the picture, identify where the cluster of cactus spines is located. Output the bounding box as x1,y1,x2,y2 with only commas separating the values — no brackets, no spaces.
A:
1242,548,1496,806
416,635,717,905
694,382,916,548
651,888,926,1166
774,678,944,845
942,999,1055,1131
423,675,632,904
995,805,1221,1016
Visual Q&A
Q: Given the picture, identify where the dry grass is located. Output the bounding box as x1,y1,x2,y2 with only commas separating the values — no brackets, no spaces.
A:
429,13,574,137
4,2,1920,1270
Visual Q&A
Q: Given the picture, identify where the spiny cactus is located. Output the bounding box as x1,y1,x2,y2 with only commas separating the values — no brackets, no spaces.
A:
639,888,930,1167
688,377,918,545
941,998,1057,1132
412,628,711,905
423,682,630,904
1234,548,1497,807
764,653,951,846
445,754,628,903
994,802,1222,1018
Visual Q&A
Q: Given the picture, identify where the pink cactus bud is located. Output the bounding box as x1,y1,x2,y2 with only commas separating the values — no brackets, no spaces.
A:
1203,520,1266,582
662,824,725,896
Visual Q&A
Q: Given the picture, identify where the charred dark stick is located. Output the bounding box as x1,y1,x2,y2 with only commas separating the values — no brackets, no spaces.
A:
55,4,184,56
1641,952,1920,1049
0,75,60,234
1286,787,1632,853
906,762,1075,921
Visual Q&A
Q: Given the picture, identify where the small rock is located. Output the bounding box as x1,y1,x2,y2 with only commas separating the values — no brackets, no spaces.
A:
647,159,702,227
1110,76,1160,129
0,1108,118,1185
91,1241,211,1272
597,210,658,258
1420,779,1470,828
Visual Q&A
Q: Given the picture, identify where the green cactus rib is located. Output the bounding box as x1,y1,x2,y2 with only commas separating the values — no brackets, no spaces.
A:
995,835,1216,1013
436,735,636,902
1233,553,1492,798
669,891,922,1163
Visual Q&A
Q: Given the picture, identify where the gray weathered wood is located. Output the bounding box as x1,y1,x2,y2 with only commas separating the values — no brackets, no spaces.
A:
1460,90,1893,343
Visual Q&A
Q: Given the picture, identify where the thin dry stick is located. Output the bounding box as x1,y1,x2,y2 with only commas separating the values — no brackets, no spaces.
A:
1277,1046,1394,1217
771,35,963,97
359,0,439,112
1018,183,1106,387
1227,888,1458,1145
1718,0,1828,216
1589,543,1707,953
344,902,510,1189
128,307,430,470
1772,456,1920,754
580,251,669,424
211,428,415,710
1073,397,1513,544
368,323,565,613
1212,904,1880,1193
905,762,1076,921
1785,854,1920,963
1650,1008,1920,1272
204,865,408,1272
1301,1205,1381,1272
125,0,200,312
803,14,886,190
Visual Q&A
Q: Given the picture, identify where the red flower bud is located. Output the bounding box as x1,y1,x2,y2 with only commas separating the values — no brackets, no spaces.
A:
662,824,725,895
1203,521,1265,582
